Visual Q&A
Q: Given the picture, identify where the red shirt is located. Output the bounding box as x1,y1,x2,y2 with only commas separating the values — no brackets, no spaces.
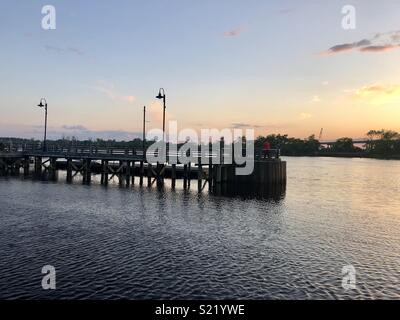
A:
263,141,271,151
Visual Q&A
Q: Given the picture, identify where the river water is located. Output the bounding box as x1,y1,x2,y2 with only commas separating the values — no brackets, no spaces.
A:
0,157,399,299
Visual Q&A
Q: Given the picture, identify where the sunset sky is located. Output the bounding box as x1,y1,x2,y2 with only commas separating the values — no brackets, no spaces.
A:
1,0,400,141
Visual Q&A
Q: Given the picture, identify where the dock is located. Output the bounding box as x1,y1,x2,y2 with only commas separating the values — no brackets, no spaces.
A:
0,142,286,197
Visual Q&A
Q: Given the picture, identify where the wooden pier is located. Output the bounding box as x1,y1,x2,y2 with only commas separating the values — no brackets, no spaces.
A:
0,142,286,197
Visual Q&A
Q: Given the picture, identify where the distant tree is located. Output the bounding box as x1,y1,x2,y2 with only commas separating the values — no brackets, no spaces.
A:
303,135,320,154
366,129,399,155
255,133,320,156
331,138,355,152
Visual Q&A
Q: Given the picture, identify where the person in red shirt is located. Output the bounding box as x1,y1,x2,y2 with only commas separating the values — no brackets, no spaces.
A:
263,140,271,158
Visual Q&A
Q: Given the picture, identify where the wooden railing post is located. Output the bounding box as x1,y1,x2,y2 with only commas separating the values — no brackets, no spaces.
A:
198,144,202,192
208,141,213,191
220,137,224,164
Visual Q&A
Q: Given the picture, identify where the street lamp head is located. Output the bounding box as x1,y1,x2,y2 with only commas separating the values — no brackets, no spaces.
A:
37,98,47,108
156,88,165,99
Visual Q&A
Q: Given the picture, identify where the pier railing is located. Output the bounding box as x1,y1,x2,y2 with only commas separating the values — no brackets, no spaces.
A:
1,142,280,160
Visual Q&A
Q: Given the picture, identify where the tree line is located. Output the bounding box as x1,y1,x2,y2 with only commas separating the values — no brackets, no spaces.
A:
255,129,400,158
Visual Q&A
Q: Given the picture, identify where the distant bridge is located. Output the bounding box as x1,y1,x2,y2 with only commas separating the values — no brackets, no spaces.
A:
320,139,369,145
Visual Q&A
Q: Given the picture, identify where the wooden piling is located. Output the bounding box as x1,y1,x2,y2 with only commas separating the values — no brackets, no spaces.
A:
131,161,135,185
34,157,42,176
87,159,92,184
9,159,16,175
83,159,91,184
220,137,225,164
183,164,188,189
23,156,30,176
156,163,163,188
147,163,152,187
197,146,202,192
125,161,130,186
0,158,5,176
82,159,87,184
50,157,57,181
139,161,144,186
282,161,287,185
103,160,109,186
171,164,176,189
118,161,123,186
208,143,213,191
67,158,72,183
188,162,191,188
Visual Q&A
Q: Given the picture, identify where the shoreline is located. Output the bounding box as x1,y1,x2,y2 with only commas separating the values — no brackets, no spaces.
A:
283,153,400,160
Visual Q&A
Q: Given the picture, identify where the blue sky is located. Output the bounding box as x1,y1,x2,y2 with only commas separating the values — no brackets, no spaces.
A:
1,0,400,140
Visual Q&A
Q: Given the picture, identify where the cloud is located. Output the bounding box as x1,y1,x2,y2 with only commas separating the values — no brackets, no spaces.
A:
348,83,400,104
355,39,372,47
355,84,400,96
374,30,400,41
62,125,88,131
326,43,354,54
299,113,312,120
44,45,85,56
391,32,400,42
123,95,136,103
230,123,262,129
91,82,136,104
322,30,400,55
311,95,321,103
359,45,398,52
323,39,371,54
224,26,246,37
66,46,84,56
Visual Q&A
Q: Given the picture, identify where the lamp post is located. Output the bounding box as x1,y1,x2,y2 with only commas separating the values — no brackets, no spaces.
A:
155,88,166,142
37,98,48,152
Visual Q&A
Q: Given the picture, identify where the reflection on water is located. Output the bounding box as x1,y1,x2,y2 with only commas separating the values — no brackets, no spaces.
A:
212,182,286,200
0,157,399,299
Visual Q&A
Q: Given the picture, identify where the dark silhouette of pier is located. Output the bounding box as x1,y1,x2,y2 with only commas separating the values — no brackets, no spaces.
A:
0,141,286,198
